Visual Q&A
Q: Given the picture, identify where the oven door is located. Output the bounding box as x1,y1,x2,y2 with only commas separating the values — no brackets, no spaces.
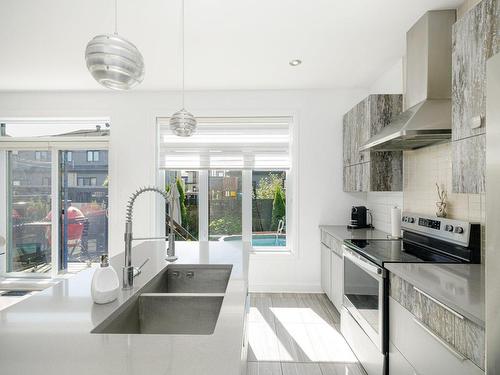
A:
343,245,385,352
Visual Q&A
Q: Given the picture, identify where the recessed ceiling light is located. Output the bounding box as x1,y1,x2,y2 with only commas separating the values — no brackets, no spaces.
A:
289,59,302,67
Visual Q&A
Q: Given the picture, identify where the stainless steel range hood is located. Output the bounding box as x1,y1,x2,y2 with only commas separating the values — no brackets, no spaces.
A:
360,10,456,152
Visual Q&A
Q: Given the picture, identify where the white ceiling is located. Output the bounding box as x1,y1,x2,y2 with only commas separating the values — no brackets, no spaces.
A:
0,0,463,91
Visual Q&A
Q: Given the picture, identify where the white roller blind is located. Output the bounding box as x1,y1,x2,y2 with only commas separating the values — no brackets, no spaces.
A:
158,116,292,170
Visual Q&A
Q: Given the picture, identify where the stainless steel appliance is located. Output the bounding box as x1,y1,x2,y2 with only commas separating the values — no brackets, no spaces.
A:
360,10,456,152
348,206,371,229
341,212,481,375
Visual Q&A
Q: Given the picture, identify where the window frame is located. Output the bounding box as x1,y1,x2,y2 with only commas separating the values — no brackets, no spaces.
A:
0,140,109,278
86,150,100,162
156,113,298,258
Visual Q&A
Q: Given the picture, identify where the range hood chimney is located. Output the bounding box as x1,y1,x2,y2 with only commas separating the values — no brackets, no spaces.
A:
360,10,456,151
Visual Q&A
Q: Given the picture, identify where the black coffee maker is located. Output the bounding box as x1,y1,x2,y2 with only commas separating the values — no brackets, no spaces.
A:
347,206,371,229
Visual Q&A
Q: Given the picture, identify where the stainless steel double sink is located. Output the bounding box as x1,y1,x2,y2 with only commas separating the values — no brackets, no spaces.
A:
92,264,232,335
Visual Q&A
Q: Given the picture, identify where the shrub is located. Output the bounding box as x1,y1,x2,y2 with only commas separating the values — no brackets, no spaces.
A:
271,185,286,231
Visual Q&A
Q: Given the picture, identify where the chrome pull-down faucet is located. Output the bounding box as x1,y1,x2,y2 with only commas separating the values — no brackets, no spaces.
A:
123,186,177,289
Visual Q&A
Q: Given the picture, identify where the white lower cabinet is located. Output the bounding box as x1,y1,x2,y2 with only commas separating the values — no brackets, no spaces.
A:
330,250,343,311
321,230,343,310
390,297,484,375
321,243,332,299
341,307,385,375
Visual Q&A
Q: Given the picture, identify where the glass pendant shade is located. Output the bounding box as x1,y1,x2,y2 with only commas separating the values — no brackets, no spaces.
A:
85,34,145,90
169,109,197,137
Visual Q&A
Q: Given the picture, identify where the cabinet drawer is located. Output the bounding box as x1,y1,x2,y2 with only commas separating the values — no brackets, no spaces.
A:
390,297,483,375
390,273,485,369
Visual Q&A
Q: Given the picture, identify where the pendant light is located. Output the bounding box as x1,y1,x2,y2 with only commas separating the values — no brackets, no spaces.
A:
85,0,145,90
170,0,197,137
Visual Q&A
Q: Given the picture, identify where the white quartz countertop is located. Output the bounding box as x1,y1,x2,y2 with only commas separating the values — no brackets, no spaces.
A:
319,225,390,240
385,263,485,327
0,240,249,375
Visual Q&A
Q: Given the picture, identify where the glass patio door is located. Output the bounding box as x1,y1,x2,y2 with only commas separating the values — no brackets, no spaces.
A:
59,150,109,273
6,150,53,274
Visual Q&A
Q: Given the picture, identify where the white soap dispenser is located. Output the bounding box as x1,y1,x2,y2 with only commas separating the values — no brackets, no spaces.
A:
91,255,119,304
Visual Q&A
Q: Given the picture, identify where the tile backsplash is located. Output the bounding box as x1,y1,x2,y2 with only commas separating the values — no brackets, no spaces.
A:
367,191,403,233
403,143,484,222
403,142,485,259
365,142,485,258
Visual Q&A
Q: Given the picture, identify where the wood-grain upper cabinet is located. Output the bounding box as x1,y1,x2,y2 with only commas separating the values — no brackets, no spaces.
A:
343,94,403,192
452,0,500,193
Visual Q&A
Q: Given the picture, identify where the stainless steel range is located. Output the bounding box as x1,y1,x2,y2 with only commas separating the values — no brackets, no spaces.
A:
340,212,481,375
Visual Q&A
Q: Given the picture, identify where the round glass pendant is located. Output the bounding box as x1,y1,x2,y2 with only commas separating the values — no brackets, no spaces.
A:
169,108,197,137
85,34,145,90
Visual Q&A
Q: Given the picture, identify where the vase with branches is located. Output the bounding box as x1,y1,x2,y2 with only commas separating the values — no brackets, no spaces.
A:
436,183,448,218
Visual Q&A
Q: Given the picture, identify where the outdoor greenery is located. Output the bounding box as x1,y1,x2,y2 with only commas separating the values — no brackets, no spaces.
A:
24,198,50,222
209,214,242,235
271,185,286,231
254,172,285,199
166,178,199,239
175,178,188,228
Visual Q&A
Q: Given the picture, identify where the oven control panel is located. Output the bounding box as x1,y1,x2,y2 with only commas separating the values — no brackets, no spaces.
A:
401,212,472,246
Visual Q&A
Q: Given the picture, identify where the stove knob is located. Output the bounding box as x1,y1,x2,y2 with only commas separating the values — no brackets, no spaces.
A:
454,226,464,234
445,224,454,232
402,216,407,222
409,217,415,224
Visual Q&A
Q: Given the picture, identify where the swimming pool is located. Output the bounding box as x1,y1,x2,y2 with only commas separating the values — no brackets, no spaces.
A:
222,234,286,247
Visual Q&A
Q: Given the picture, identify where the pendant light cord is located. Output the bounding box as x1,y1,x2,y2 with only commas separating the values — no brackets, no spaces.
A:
181,0,185,108
114,0,118,34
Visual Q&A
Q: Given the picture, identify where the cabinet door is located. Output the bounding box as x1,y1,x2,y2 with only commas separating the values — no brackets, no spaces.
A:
330,251,343,312
321,244,331,298
352,98,369,165
452,134,486,193
355,162,370,192
343,165,354,192
370,151,403,192
343,114,352,167
452,0,499,141
390,297,484,375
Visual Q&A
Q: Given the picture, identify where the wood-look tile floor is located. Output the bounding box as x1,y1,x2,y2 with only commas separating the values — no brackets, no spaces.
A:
247,293,365,375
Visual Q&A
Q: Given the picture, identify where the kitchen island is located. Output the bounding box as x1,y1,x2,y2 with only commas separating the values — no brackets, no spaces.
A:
0,240,249,375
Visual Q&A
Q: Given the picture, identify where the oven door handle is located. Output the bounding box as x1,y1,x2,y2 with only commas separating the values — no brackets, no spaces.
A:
343,246,384,278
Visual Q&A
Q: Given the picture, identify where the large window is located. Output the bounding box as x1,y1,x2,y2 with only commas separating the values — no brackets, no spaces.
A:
252,171,286,247
159,116,292,251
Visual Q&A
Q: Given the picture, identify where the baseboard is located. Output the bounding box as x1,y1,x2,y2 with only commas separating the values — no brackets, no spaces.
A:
248,283,323,293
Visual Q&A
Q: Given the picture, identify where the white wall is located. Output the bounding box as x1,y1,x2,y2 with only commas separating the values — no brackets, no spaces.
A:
0,88,366,292
368,58,404,95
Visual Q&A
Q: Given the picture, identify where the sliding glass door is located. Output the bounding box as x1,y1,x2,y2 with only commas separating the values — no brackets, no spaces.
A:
59,150,109,273
6,150,52,274
2,148,109,276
